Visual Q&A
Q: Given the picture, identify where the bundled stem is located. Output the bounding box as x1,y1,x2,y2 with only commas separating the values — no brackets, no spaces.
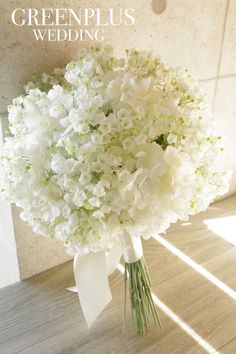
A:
123,257,162,334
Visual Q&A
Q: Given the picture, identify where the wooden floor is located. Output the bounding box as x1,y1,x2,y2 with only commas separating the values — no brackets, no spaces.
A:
0,196,236,354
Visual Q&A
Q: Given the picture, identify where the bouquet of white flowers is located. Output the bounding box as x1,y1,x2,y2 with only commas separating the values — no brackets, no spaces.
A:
0,45,229,333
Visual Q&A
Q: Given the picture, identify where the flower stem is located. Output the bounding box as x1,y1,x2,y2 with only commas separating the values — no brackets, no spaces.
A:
124,257,162,334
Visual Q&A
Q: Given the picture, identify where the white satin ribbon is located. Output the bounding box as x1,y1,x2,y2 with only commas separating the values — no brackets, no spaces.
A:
120,231,143,263
69,240,122,327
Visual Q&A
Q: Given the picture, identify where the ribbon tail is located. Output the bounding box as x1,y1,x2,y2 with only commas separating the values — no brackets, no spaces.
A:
106,240,122,275
73,251,112,328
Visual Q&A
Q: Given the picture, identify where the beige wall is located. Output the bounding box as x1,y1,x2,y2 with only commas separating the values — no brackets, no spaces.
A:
11,205,71,280
0,0,235,286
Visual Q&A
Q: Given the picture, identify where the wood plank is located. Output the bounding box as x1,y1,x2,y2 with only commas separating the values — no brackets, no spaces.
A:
219,337,236,353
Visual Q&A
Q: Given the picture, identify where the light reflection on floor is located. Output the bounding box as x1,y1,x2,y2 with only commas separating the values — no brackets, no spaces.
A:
204,215,236,246
153,234,236,300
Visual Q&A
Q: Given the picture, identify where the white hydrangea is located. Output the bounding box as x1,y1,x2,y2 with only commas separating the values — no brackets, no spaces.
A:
0,45,230,255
